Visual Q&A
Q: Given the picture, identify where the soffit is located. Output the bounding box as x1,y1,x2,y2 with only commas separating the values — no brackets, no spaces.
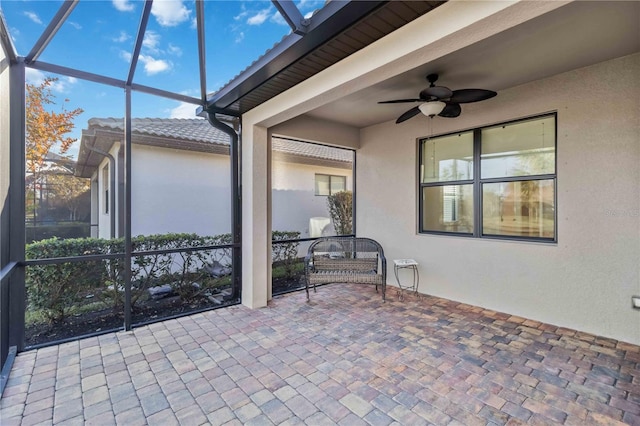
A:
209,1,445,115
307,1,640,128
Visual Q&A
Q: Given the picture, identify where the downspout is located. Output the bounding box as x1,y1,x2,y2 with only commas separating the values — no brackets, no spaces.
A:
206,111,241,302
85,142,116,239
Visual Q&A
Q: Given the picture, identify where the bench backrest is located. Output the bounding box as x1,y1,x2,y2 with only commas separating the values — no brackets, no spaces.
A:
307,237,385,272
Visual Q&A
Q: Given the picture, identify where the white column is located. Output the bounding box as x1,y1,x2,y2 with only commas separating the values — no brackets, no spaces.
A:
242,124,270,308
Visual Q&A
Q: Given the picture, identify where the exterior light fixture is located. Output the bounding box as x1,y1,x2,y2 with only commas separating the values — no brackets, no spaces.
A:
418,101,446,117
632,296,640,310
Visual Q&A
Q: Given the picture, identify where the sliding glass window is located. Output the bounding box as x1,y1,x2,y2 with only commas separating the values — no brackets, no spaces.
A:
419,114,556,242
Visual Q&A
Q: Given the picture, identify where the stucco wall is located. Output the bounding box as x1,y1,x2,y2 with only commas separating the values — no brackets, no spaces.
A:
96,142,350,241
129,144,232,238
272,160,352,237
358,54,640,344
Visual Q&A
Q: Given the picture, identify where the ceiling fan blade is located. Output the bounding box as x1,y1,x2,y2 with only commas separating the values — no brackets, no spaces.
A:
419,86,453,100
438,102,461,118
396,106,421,123
449,89,497,103
378,98,423,104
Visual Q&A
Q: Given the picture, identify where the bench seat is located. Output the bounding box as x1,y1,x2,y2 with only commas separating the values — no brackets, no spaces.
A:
304,237,386,301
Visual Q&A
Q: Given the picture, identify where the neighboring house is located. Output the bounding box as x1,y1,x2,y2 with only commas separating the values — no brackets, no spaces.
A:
75,118,352,240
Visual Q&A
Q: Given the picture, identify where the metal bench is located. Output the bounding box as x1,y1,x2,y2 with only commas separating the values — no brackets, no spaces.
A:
304,237,386,301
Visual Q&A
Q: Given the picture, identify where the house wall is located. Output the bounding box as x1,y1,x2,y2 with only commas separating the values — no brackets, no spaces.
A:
239,0,566,308
130,144,232,238
272,160,353,237
358,54,640,344
96,143,121,239
95,142,350,241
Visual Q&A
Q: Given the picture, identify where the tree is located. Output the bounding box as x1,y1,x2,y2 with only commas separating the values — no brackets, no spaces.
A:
46,173,90,221
26,77,84,222
327,190,353,235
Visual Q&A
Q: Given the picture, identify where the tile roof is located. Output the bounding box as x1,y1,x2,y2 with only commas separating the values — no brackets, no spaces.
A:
87,117,230,146
272,138,352,163
86,117,352,163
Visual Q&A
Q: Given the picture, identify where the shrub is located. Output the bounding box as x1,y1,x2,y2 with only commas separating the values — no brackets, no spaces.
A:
25,237,107,323
272,231,300,279
327,191,353,235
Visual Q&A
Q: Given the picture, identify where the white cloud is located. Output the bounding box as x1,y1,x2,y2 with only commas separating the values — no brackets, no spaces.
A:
143,31,161,53
120,50,132,62
23,11,43,25
9,27,19,42
191,17,198,30
26,69,78,93
271,11,286,26
234,6,248,22
169,102,201,119
112,0,135,12
297,0,323,12
138,54,172,75
247,8,272,26
68,21,82,30
113,31,130,43
151,0,191,27
167,44,182,57
49,77,78,93
25,68,46,85
235,31,245,44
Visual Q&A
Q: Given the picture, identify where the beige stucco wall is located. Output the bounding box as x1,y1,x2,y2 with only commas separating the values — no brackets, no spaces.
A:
272,160,353,237
130,145,232,238
358,53,640,344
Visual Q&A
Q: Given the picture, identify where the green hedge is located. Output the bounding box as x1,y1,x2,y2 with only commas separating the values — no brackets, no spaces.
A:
272,231,301,279
25,231,302,324
25,233,233,323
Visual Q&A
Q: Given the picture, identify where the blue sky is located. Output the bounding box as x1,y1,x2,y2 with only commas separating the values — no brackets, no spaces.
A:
1,0,323,157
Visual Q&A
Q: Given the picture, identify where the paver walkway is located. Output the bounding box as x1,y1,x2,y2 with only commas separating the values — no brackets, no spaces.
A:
1,284,639,425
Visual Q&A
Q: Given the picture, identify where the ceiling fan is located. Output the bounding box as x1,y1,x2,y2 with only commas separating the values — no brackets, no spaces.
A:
379,73,497,123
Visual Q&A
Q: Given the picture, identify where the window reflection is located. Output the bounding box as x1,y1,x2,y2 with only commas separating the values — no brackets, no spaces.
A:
422,184,474,234
481,116,555,178
421,132,474,183
483,180,555,238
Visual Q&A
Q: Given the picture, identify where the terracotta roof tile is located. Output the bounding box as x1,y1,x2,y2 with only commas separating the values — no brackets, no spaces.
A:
86,117,352,163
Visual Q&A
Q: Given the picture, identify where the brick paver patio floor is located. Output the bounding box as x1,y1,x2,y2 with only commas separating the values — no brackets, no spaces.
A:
1,284,639,425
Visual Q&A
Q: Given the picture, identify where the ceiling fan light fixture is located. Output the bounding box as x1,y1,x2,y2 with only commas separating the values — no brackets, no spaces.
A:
419,101,446,117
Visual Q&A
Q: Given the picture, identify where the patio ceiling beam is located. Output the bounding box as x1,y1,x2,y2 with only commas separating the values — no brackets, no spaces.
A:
272,0,308,35
25,0,78,64
0,9,17,64
206,0,387,112
196,0,207,104
127,0,153,86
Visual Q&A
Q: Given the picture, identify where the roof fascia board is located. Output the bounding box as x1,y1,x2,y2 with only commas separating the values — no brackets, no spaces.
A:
207,0,387,111
25,0,78,63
